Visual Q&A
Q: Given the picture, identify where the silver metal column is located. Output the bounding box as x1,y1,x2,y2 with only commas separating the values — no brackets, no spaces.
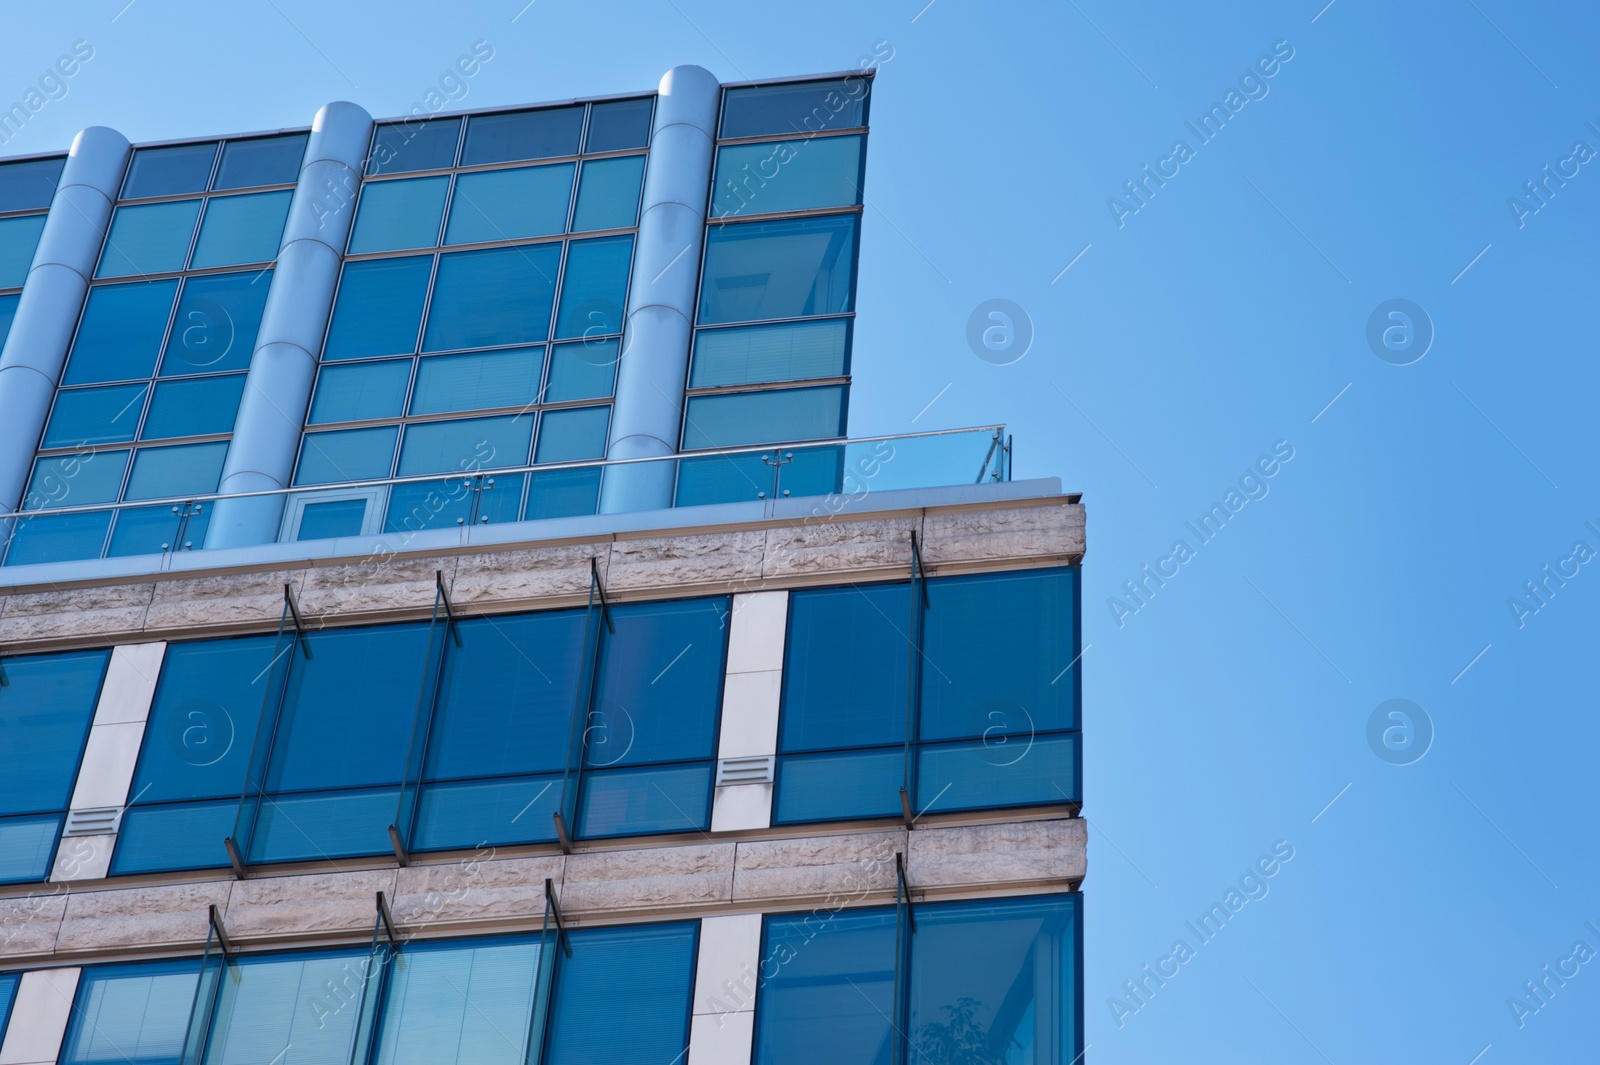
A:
206,100,373,548
598,64,720,514
0,126,129,515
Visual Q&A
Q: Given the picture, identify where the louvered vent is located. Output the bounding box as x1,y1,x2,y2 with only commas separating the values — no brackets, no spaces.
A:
63,806,124,837
716,755,775,786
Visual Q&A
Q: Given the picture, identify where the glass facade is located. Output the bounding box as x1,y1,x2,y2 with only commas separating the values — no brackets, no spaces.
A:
774,568,1082,824
7,133,308,567
0,648,109,883
289,99,652,540
0,155,65,349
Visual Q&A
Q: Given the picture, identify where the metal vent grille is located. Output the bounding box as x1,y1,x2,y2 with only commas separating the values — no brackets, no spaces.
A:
63,806,124,837
716,755,775,787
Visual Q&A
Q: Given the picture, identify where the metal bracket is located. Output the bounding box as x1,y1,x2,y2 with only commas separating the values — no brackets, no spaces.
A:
896,852,916,932
590,557,614,634
545,878,573,958
899,787,915,828
224,836,248,881
552,811,574,855
436,569,462,647
209,903,235,955
387,824,410,867
909,531,930,608
377,890,401,944
283,583,312,659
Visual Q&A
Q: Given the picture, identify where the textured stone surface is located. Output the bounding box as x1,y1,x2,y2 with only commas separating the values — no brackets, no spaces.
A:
393,855,562,929
762,516,920,578
146,569,306,631
0,583,151,642
55,880,230,951
562,843,734,913
907,819,1086,887
0,888,69,957
607,531,765,591
921,503,1084,566
225,870,396,939
451,543,604,607
298,556,451,618
733,830,904,902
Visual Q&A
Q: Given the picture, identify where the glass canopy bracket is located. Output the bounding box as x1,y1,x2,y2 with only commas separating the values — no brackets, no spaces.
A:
160,500,206,553
179,904,237,1065
544,877,573,959
348,892,402,1065
455,473,498,526
977,429,1011,483
390,570,461,867
760,449,793,499
900,532,929,828
891,850,916,1065
553,557,614,854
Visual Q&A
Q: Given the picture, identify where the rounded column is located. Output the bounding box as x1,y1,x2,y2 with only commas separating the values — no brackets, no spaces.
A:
599,64,720,514
0,126,129,515
205,100,373,548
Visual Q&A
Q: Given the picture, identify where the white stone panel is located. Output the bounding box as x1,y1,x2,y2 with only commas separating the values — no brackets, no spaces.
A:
0,967,81,1065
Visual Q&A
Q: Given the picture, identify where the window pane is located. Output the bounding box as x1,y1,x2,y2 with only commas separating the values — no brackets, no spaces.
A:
203,951,367,1065
324,256,432,360
571,156,645,232
682,385,844,449
698,214,857,325
189,190,292,268
535,406,608,463
63,279,179,385
782,583,909,752
25,449,130,508
909,896,1081,1065
97,199,203,278
410,347,543,416
591,597,727,765
372,938,542,1065
105,503,194,558
463,107,584,166
398,415,532,475
124,441,229,499
585,98,654,152
720,78,869,139
920,570,1079,740
0,155,64,212
142,374,246,438
348,176,449,253
121,142,218,198
0,214,45,287
554,235,631,338
112,799,236,873
297,498,369,540
0,649,106,814
214,133,308,189
672,451,769,506
577,763,712,837
422,244,559,352
413,774,561,850
774,748,903,824
59,961,198,1065
249,787,397,863
444,164,573,245
0,293,18,348
754,909,895,1065
544,340,616,401
42,384,148,448
295,426,398,485
691,319,848,388
383,478,476,534
0,971,16,1029
712,134,863,218
309,359,412,424
2,512,113,566
159,270,272,376
368,117,462,176
917,733,1080,812
0,814,60,882
524,466,600,520
543,923,696,1065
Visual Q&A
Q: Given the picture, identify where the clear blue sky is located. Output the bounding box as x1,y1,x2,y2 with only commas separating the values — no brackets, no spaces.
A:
5,0,1597,1059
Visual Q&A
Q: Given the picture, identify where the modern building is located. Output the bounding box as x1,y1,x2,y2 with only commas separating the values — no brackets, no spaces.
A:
0,65,1086,1065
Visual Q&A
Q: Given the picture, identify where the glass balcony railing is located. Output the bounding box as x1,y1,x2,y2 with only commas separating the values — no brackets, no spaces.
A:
0,426,1011,567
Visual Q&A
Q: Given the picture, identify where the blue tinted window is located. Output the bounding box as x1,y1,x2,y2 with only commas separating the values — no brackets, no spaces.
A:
699,214,857,325
0,649,105,814
721,78,870,139
712,134,863,218
0,214,45,287
324,256,433,360
368,118,462,176
297,498,368,540
0,971,17,1035
3,512,114,566
96,199,203,278
122,142,218,198
463,107,584,166
554,236,631,339
309,359,412,424
25,449,130,508
917,733,1080,812
124,441,228,499
348,176,449,253
774,748,902,824
410,347,543,416
214,133,308,190
544,340,616,402
189,190,292,268
0,293,17,347
0,816,60,883
142,374,245,438
63,279,179,385
423,244,560,352
398,415,532,475
571,156,645,232
682,385,845,449
59,960,198,1065
158,270,271,376
113,799,236,874
202,950,367,1063
585,98,653,152
590,598,727,766
295,426,398,484
782,583,909,752
0,155,65,212
445,164,573,245
543,923,696,1064
371,936,542,1065
755,908,895,1065
535,406,608,463
691,319,849,388
524,467,600,520
42,383,148,448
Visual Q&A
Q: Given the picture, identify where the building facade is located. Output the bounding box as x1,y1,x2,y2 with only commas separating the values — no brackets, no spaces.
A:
0,65,1086,1065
